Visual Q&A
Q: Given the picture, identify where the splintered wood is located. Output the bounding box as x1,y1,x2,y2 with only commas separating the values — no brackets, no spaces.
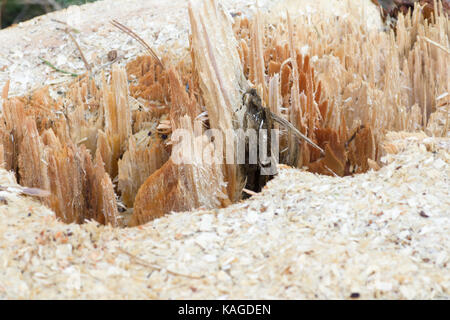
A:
0,0,448,226
188,0,249,203
234,1,449,175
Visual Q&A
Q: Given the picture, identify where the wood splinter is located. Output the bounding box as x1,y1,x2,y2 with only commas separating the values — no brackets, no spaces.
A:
1,0,446,227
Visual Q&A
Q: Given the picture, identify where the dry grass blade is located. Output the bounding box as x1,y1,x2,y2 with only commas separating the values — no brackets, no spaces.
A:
110,19,164,69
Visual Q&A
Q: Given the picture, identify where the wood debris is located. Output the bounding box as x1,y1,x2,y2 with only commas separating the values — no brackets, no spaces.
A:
0,0,448,299
0,0,448,226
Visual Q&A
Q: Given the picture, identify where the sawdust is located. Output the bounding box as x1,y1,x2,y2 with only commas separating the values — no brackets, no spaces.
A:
0,0,448,299
0,133,448,299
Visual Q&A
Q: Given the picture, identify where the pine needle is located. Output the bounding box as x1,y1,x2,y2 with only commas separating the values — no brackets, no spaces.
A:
65,28,92,72
39,57,79,77
110,19,164,69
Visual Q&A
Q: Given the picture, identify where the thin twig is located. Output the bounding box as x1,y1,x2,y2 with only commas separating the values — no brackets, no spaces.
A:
39,57,79,77
110,19,164,69
117,247,203,279
65,28,91,72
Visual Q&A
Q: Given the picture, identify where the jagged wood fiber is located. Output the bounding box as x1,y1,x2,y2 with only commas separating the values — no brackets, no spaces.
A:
0,0,448,226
